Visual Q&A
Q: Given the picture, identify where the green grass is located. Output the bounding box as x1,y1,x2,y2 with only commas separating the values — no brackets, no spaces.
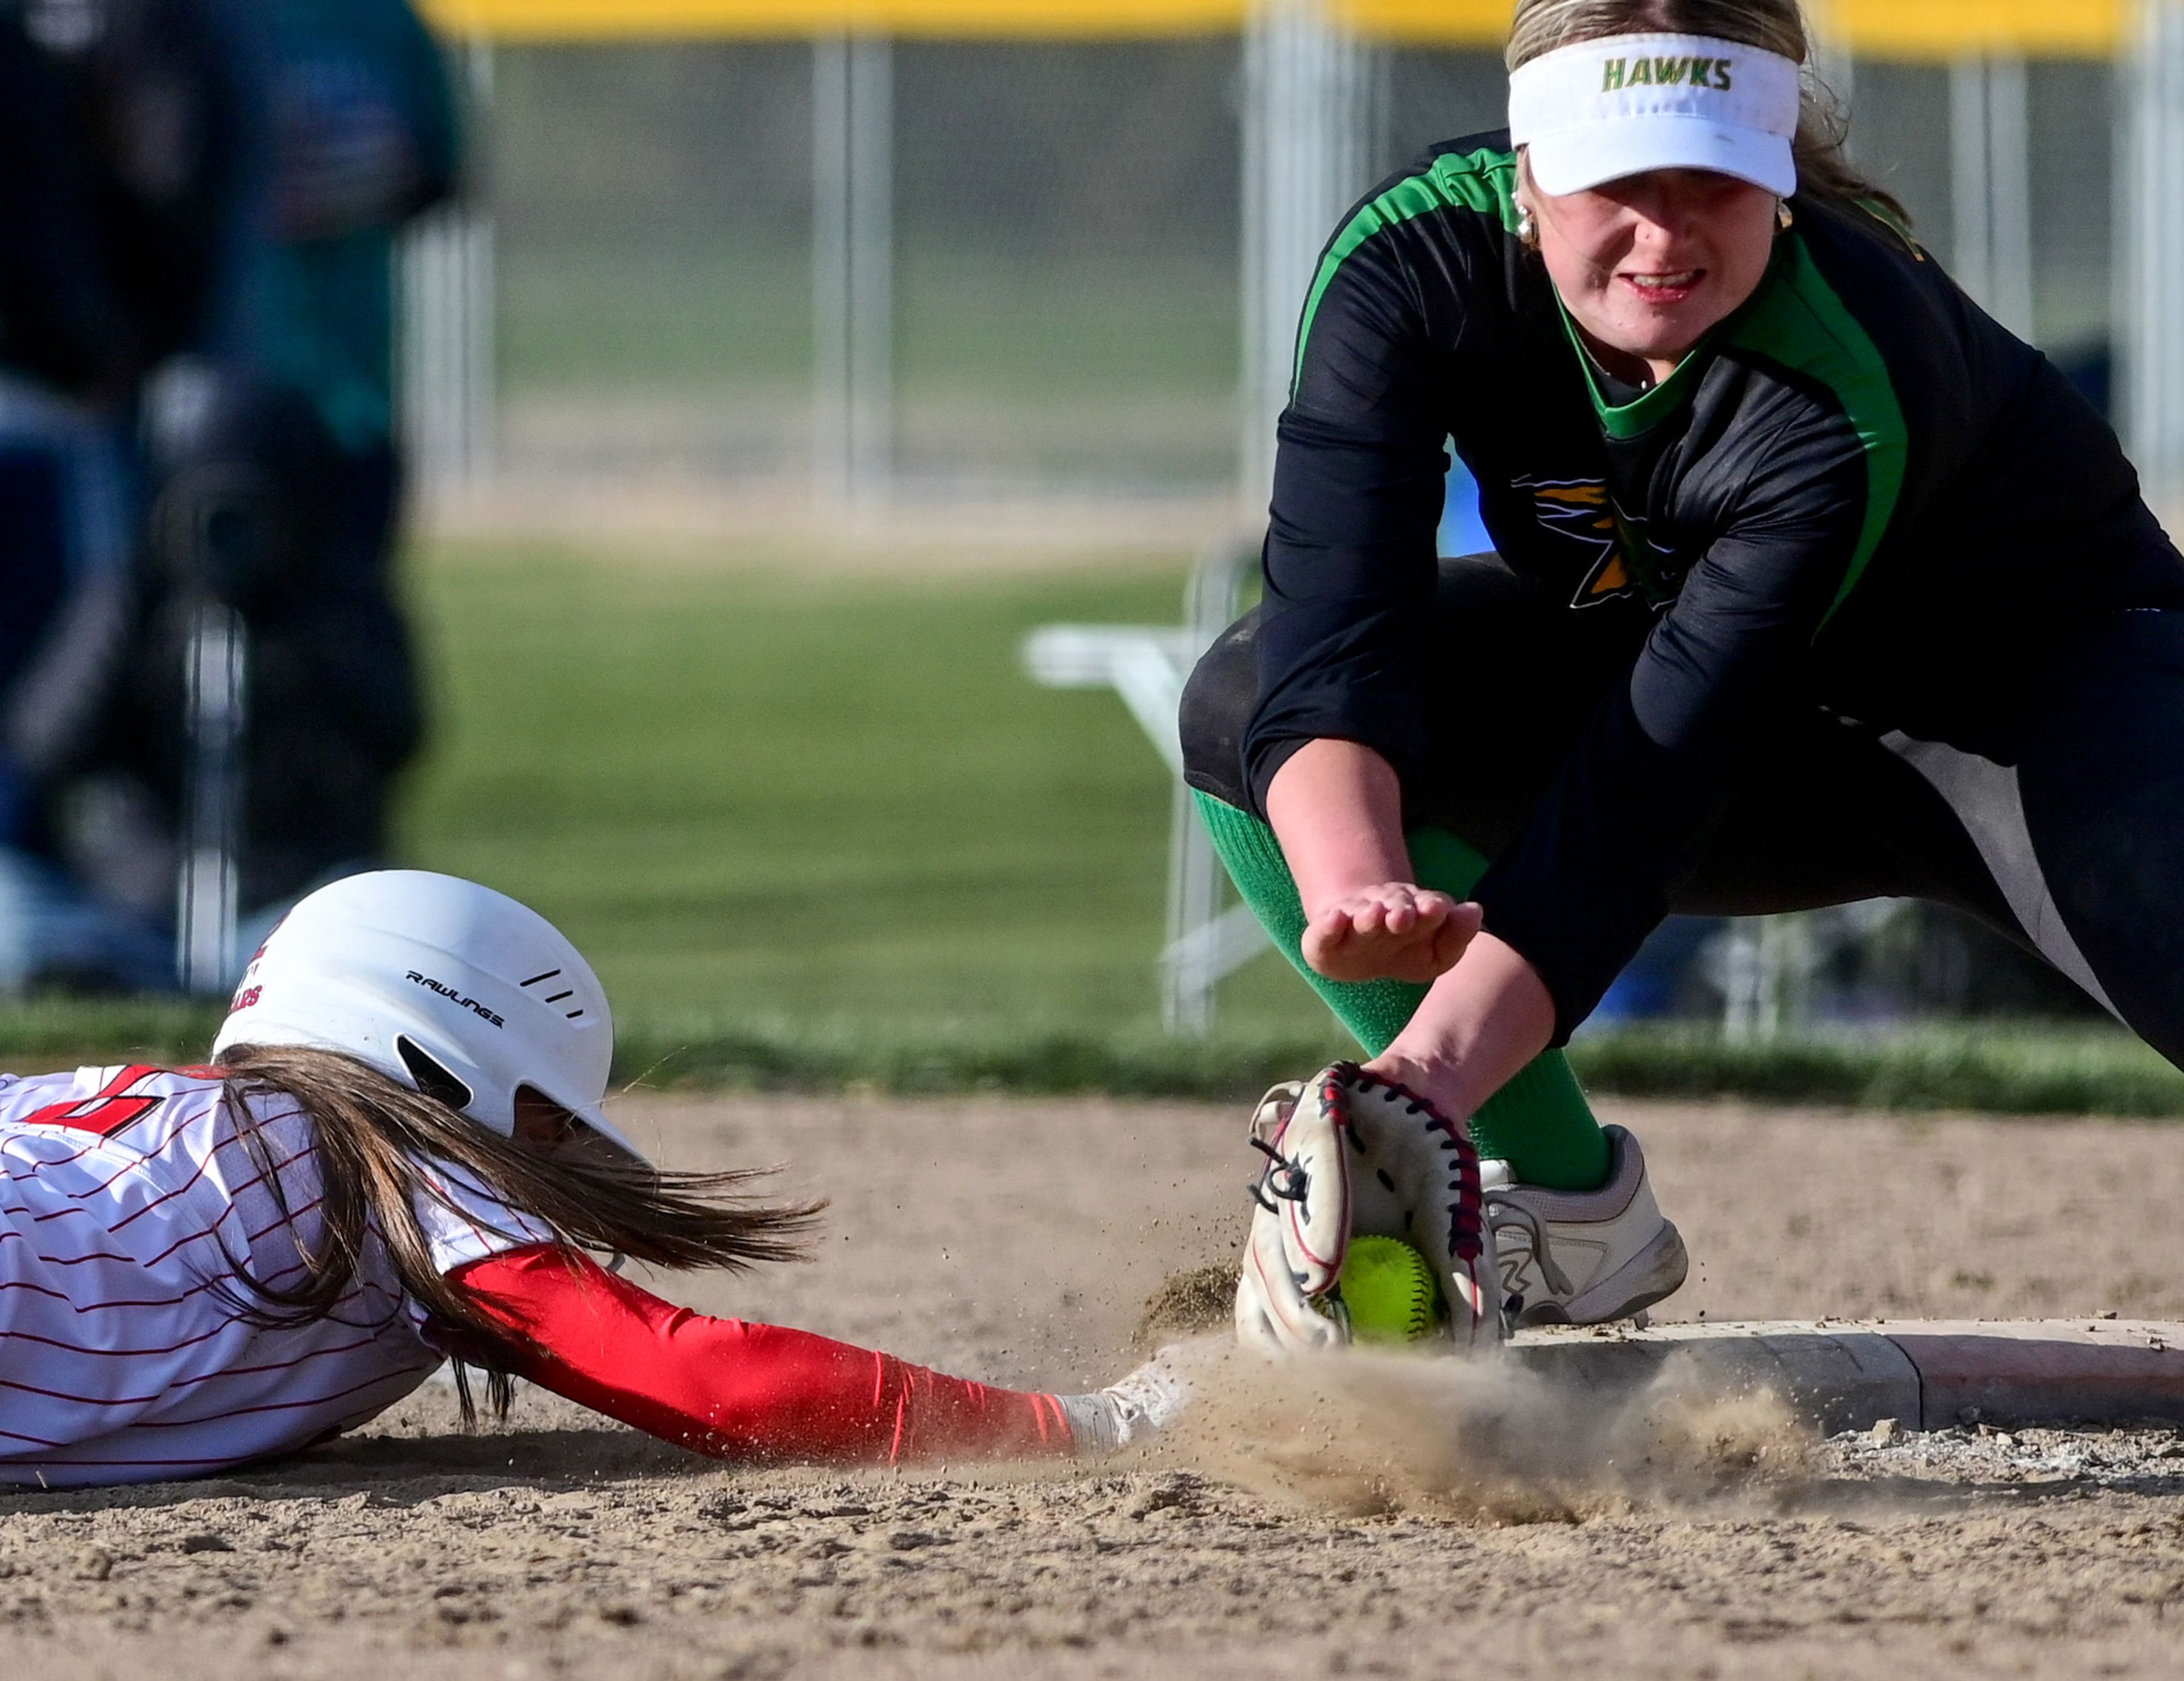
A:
6,999,2181,1121
19,537,2172,1119
396,536,1325,1038
610,1018,2184,1116
1569,1023,2184,1118
0,999,226,1072
495,246,1243,485
499,241,1237,401
894,252,1238,401
499,243,813,391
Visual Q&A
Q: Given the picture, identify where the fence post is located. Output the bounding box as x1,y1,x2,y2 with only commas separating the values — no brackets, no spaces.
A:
1162,540,1259,1034
2122,0,2184,511
400,37,497,498
1950,53,2036,342
1241,0,1381,507
813,33,894,509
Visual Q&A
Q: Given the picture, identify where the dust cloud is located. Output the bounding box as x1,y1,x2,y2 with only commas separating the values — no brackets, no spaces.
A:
1148,1331,1812,1523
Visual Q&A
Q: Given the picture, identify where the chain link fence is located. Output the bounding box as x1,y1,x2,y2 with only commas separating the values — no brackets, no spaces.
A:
430,39,1243,502
407,36,2153,511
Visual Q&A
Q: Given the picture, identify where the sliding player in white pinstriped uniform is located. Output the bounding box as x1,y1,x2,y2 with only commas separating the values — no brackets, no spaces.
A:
0,871,1181,1487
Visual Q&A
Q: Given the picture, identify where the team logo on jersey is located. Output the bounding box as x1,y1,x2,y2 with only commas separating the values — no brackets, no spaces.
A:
1514,477,1641,609
406,971,506,1029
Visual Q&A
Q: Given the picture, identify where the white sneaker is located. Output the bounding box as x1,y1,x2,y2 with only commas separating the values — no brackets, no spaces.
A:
1483,1125,1687,1328
1058,1351,1192,1454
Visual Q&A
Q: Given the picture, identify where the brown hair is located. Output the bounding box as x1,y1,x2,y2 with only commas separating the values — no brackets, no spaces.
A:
1506,0,1907,220
214,1043,822,1421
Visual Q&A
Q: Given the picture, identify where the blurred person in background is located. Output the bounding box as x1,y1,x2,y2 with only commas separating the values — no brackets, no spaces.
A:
224,0,454,908
56,0,458,988
0,0,454,993
0,0,257,989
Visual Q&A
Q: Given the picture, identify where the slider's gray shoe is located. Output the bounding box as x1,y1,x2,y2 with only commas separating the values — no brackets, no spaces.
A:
1483,1125,1688,1328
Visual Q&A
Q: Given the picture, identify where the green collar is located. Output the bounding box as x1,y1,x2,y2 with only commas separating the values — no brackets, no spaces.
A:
1556,233,1794,440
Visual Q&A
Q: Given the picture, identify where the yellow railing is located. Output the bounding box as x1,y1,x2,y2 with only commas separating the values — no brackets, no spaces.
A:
419,0,2131,56
1830,0,2122,56
420,0,1251,39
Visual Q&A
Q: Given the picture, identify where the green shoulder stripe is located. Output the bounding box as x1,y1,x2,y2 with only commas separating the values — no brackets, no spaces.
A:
1290,145,1520,399
1727,236,1908,627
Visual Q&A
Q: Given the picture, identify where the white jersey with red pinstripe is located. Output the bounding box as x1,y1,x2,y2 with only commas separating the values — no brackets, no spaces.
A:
0,1065,551,1487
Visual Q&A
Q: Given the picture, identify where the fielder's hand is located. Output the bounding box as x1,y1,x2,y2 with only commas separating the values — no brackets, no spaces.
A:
1234,1061,1499,1356
1301,885,1481,984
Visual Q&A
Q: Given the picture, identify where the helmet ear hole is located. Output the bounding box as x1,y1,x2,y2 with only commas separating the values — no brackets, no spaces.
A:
396,1037,474,1112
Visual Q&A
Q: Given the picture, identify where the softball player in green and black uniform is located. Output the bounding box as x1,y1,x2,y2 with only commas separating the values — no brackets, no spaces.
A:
1201,0,2184,1352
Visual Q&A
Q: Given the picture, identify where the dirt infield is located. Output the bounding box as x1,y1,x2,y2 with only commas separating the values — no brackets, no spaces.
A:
9,1094,2184,1679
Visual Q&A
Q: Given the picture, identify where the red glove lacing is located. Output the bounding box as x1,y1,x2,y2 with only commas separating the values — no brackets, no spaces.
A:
446,1244,1075,1464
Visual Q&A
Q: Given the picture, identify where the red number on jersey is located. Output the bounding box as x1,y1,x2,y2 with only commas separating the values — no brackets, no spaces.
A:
20,1065,163,1138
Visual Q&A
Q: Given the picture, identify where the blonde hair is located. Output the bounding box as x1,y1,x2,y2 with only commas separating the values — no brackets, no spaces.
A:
214,1044,822,1422
1505,0,1906,218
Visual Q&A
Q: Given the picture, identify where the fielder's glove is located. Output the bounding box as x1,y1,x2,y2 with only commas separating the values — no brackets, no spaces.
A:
1058,1350,1192,1454
1234,1061,1499,1356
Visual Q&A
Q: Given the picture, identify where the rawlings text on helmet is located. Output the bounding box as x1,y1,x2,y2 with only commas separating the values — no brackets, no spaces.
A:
406,971,506,1029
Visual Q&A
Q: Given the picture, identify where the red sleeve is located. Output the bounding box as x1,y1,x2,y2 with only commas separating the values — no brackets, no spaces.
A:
444,1244,1076,1464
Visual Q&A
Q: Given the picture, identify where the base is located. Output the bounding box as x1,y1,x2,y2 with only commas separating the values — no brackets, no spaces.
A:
1509,1319,2184,1432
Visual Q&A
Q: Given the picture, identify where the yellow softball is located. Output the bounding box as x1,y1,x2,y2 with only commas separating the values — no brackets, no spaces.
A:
1338,1235,1444,1345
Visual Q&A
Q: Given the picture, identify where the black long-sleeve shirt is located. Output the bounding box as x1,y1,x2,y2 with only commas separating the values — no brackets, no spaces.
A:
0,15,127,392
0,0,265,394
1246,131,2184,1042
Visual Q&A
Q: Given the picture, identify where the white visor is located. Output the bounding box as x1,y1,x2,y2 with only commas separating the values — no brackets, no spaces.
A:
1508,32,1800,197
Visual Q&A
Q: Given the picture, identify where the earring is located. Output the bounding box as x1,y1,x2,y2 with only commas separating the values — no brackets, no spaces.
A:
1777,200,1795,231
1516,203,1537,246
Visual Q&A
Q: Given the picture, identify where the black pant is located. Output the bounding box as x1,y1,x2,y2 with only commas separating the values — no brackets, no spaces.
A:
1182,555,2184,1065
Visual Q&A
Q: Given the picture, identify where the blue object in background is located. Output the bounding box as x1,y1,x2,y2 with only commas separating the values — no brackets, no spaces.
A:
1438,449,1491,557
1584,915,1728,1030
1434,448,1736,1031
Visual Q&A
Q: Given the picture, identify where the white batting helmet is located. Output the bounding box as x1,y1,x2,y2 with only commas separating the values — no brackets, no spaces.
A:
210,870,642,1160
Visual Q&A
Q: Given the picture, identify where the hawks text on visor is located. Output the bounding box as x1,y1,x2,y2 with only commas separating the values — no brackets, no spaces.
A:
1598,55,1735,93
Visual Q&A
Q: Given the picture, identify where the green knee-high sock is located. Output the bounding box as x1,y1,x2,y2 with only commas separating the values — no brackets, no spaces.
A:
1194,790,1611,1192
